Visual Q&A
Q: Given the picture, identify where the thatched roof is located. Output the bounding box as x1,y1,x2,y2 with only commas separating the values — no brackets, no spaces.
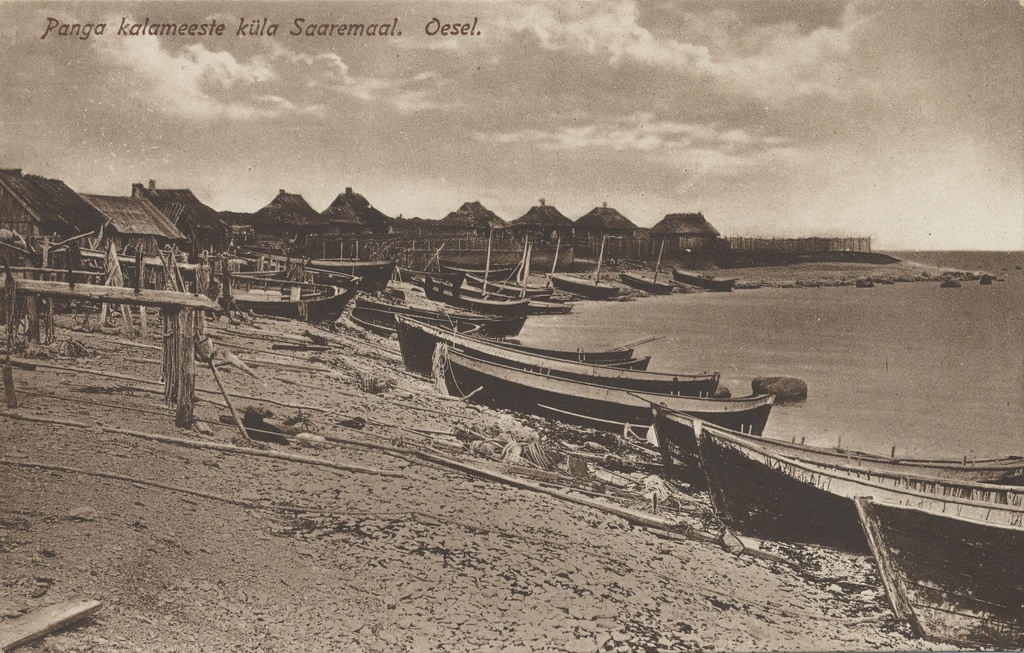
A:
439,202,506,231
252,190,326,229
0,168,106,235
134,183,228,245
321,187,393,234
650,213,721,237
510,202,574,229
575,205,638,231
82,194,185,241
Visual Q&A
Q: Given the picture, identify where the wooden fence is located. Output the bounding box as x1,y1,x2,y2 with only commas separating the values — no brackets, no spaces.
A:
726,237,871,253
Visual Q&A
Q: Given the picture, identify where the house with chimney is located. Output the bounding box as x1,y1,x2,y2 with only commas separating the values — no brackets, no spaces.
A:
132,180,230,255
507,199,574,243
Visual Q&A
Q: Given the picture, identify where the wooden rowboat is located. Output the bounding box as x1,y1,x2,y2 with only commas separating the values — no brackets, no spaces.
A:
619,273,675,295
672,269,736,292
462,273,555,301
422,277,531,317
548,274,620,300
350,298,526,338
228,275,357,322
396,318,713,396
654,405,1024,485
694,424,1024,554
240,249,395,292
436,346,773,436
856,497,1024,650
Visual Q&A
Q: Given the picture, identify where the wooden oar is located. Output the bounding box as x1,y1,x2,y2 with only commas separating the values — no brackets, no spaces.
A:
603,335,664,352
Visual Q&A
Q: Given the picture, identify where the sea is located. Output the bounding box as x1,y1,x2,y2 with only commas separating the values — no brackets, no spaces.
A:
516,251,1024,460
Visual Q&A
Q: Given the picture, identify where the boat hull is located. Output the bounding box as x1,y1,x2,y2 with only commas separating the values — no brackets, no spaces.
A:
696,427,1024,554
397,318,717,396
440,347,772,436
656,406,1024,485
549,274,621,300
351,298,526,338
232,284,356,322
619,273,675,295
423,278,531,317
857,499,1024,650
672,269,736,292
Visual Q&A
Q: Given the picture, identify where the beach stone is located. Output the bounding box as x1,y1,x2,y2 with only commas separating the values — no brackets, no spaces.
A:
712,384,731,399
751,377,807,403
67,506,98,522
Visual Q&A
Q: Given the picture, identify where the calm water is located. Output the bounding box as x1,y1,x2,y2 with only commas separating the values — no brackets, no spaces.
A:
517,252,1024,459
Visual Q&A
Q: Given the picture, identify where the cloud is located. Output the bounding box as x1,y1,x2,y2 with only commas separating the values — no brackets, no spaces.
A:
475,112,795,176
503,0,870,104
94,29,456,120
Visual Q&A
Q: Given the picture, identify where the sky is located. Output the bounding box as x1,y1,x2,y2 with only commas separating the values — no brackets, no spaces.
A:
1,0,1022,250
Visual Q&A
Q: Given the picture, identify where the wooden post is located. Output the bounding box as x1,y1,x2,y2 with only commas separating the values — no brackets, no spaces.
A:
595,235,607,286
482,227,493,296
652,239,665,285
4,263,17,408
175,308,195,428
550,235,561,276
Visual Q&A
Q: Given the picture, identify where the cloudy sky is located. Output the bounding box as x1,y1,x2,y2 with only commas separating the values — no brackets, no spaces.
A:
1,0,1021,249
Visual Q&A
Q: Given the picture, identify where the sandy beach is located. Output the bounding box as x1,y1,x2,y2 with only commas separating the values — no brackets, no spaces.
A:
0,263,970,652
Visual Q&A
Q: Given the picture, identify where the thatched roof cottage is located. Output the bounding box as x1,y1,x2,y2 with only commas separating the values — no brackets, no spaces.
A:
82,194,186,254
320,187,393,236
507,199,574,242
0,168,106,243
132,180,230,255
439,201,506,235
649,213,722,250
574,203,639,241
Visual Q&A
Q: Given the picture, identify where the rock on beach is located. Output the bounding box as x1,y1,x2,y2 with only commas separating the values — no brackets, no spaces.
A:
752,376,808,403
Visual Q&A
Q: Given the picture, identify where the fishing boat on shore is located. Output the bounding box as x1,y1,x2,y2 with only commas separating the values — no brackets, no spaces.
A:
694,425,1024,554
439,262,519,276
619,241,675,295
619,273,675,295
672,269,737,292
422,277,531,317
549,234,621,300
855,497,1024,650
549,274,621,300
654,405,1024,485
350,298,526,338
395,267,466,287
396,318,711,396
461,272,555,301
435,345,773,436
227,275,358,322
239,249,396,292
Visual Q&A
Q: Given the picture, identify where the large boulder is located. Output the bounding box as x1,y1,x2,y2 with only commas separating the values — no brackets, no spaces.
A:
752,376,808,403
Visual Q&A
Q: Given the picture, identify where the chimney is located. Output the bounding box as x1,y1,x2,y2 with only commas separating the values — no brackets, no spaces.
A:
346,187,353,195
148,179,156,191
279,189,286,195
602,201,607,209
131,183,144,198
539,198,545,206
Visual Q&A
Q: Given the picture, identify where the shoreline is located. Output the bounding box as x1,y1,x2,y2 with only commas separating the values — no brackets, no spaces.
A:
0,307,946,652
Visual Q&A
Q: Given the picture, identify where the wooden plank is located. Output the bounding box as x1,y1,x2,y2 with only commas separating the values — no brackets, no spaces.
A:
0,279,218,310
0,599,102,652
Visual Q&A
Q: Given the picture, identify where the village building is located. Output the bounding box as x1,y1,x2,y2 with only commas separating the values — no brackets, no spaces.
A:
320,187,394,236
132,180,230,255
0,168,107,254
506,199,574,243
249,189,328,251
81,194,186,255
649,212,723,251
438,201,506,236
574,203,639,243
217,211,257,247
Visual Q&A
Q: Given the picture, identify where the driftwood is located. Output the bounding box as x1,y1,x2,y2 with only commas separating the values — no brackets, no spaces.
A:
0,599,102,652
0,411,403,478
